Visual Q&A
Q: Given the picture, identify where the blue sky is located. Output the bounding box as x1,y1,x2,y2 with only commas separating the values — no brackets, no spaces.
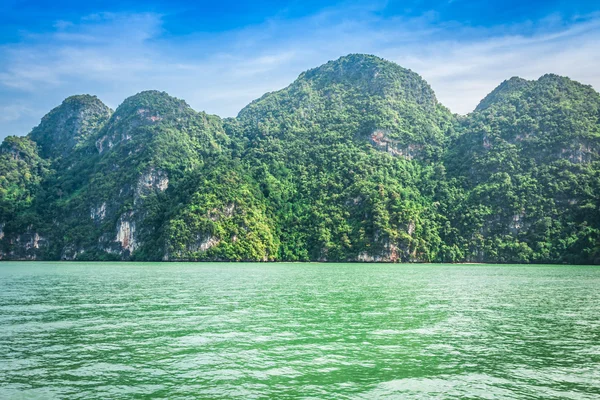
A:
1,0,600,139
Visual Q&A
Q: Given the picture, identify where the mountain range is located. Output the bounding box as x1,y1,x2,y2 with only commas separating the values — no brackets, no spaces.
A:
1,54,599,263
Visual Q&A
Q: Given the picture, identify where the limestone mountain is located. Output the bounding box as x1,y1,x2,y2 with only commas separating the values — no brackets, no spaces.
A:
0,54,598,263
29,95,112,159
1,91,228,260
236,54,455,160
443,74,600,263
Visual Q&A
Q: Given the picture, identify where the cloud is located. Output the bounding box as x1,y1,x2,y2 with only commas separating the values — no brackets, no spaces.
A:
0,6,599,139
386,17,600,112
0,12,163,91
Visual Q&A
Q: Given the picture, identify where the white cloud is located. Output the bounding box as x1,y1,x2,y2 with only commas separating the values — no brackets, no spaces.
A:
391,18,600,112
0,7,599,139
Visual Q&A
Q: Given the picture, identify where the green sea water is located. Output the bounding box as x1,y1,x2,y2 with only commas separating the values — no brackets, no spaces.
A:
0,262,599,399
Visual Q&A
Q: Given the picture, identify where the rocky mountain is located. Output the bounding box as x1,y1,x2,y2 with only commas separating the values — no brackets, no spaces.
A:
1,54,599,263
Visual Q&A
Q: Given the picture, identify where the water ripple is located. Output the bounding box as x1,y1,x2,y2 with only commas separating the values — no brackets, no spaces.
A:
1,262,599,399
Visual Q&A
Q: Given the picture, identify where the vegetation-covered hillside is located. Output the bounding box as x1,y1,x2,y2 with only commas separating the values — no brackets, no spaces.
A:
1,54,598,263
443,74,600,263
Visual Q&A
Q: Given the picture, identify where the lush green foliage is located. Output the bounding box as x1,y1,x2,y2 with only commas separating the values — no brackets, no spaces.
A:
0,136,50,220
29,95,112,159
442,74,600,264
0,55,598,263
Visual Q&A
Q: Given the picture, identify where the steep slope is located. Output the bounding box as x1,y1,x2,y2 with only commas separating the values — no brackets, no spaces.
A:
162,159,280,261
29,95,112,159
443,75,600,263
0,95,112,258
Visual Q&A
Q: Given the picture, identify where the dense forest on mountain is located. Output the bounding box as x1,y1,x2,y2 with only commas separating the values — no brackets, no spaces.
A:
1,54,599,263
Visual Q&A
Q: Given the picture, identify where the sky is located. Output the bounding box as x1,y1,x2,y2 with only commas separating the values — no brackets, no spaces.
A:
1,0,600,139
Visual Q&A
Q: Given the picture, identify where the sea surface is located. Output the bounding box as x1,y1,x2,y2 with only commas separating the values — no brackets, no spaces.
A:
0,262,599,399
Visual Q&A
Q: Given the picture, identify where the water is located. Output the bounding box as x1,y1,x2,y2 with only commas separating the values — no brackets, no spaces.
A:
0,263,599,399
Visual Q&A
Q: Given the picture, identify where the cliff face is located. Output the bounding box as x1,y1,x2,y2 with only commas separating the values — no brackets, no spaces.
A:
1,54,599,263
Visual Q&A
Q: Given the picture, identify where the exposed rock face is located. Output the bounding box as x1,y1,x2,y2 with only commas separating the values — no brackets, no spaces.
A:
95,135,113,154
116,213,137,254
482,134,492,150
168,234,220,260
61,245,84,261
357,242,400,262
90,203,107,222
135,168,168,204
136,108,163,122
24,232,44,251
407,221,416,236
356,252,375,262
509,212,526,234
370,130,423,159
1,230,48,260
195,235,220,252
561,144,595,164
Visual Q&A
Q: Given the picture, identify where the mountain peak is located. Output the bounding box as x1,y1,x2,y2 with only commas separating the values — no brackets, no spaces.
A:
474,77,531,112
238,54,440,127
62,94,105,106
535,73,597,96
111,90,192,122
297,54,437,106
475,73,599,113
28,95,112,159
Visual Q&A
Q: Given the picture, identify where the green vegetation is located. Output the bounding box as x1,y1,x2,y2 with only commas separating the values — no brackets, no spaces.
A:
0,55,598,263
442,74,600,263
0,136,50,223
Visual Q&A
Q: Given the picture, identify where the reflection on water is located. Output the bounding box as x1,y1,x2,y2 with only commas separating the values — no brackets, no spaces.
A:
1,263,599,399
